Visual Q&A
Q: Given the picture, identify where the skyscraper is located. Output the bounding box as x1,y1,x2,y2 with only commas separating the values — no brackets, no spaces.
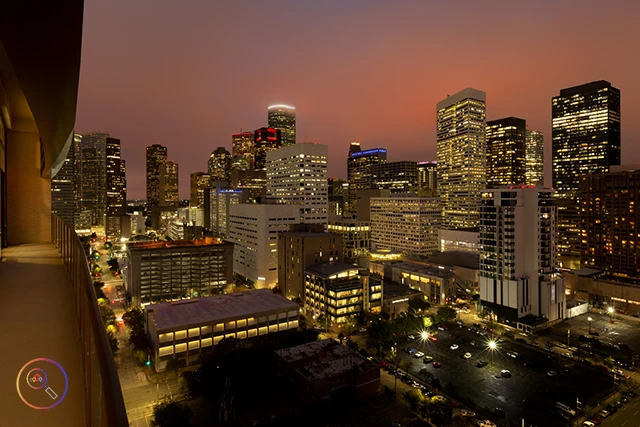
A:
159,161,179,207
417,161,437,196
268,104,296,146
525,130,544,186
51,133,78,226
254,127,281,170
552,80,621,261
80,132,109,226
105,137,126,215
486,117,526,188
208,147,231,182
231,130,255,169
146,144,168,210
479,187,565,324
190,171,211,208
369,161,418,194
266,143,329,225
437,88,486,231
347,147,387,213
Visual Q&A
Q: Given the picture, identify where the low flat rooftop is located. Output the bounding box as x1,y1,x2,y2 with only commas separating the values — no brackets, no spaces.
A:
383,280,424,300
128,238,229,251
147,289,299,332
374,260,455,278
306,261,360,278
428,251,479,270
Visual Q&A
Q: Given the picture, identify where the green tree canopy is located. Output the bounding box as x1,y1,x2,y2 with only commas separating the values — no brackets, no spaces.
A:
165,357,187,376
409,297,430,313
152,401,192,427
437,306,457,322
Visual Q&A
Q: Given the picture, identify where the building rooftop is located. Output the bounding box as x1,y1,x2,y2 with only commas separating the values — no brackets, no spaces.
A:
383,280,424,300
146,290,299,332
127,237,228,251
306,261,360,278
428,251,480,270
372,259,455,279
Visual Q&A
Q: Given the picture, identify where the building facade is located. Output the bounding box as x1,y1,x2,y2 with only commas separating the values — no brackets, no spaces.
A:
417,161,437,196
436,88,487,230
327,219,371,264
125,238,234,306
146,144,168,211
190,172,211,208
525,130,544,186
159,161,179,207
208,146,231,183
147,290,299,371
254,127,281,170
105,137,126,215
228,204,300,288
207,188,244,237
278,225,343,301
80,132,109,226
479,187,565,328
347,147,387,213
51,133,78,226
370,196,440,257
266,143,329,225
369,161,418,194
231,131,255,170
552,80,621,260
486,117,526,188
580,166,640,279
268,104,296,147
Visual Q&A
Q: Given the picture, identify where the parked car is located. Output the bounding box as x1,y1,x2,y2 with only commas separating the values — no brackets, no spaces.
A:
500,370,511,378
547,371,558,377
423,356,434,364
583,421,595,427
414,351,425,358
461,410,476,417
476,360,488,368
463,352,472,359
408,334,416,340
506,351,519,358
450,344,459,350
433,361,442,368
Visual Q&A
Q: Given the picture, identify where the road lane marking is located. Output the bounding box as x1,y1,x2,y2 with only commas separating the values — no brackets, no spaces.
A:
635,410,639,415
623,422,628,426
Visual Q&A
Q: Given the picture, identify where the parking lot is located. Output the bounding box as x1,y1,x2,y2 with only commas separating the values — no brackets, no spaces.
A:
395,322,615,427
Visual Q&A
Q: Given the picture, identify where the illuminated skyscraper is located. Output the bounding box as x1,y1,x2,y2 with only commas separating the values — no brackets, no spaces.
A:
159,161,179,207
347,147,387,213
552,80,621,260
105,137,126,215
268,104,296,146
146,144,168,210
525,130,544,186
486,117,526,188
80,132,109,226
208,146,231,182
51,133,79,226
254,127,281,170
417,161,437,196
231,131,255,169
436,88,486,230
190,171,211,208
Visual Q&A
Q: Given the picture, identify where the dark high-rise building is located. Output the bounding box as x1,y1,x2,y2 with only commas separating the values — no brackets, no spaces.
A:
525,130,544,186
349,141,361,156
146,144,168,210
552,80,621,260
231,131,255,169
486,117,527,188
347,147,387,213
159,161,179,207
105,137,126,215
268,104,296,146
254,127,281,170
51,133,79,226
369,161,418,193
190,171,211,208
417,161,437,196
80,132,108,226
580,166,640,279
208,146,231,182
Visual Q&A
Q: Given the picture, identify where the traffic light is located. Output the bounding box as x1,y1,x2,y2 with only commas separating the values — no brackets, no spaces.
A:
146,359,151,367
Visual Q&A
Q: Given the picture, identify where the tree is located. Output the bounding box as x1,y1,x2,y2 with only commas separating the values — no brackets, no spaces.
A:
421,395,453,425
346,339,360,352
409,297,431,313
403,389,424,412
298,314,308,330
104,241,112,250
99,304,117,327
367,319,394,356
106,328,119,355
152,401,192,427
437,306,457,323
93,281,107,299
165,357,187,376
107,258,119,272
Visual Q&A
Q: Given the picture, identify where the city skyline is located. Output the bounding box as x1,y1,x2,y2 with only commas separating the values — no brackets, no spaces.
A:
75,1,640,199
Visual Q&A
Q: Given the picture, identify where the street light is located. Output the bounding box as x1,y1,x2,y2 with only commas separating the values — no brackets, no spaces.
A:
487,340,497,367
588,317,593,334
608,306,615,323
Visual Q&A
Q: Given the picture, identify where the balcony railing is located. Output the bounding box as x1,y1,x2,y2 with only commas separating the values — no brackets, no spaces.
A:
51,214,128,427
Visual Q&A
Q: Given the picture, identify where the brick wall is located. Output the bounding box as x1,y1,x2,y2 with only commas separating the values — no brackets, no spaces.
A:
7,129,51,244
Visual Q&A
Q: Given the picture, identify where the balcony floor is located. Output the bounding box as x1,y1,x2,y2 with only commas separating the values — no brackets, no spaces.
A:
0,244,86,426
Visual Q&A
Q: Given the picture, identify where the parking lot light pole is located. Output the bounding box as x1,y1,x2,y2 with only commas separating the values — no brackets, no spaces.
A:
608,306,615,323
588,317,593,334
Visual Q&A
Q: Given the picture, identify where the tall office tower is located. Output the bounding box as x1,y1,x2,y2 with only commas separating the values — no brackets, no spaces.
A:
230,169,267,202
159,161,179,207
369,161,418,193
266,143,329,225
347,147,387,213
254,127,281,170
580,166,640,279
436,88,487,231
417,161,437,196
228,204,300,288
486,117,527,188
51,133,78,226
525,130,544,186
146,144,168,211
370,195,440,257
207,187,244,237
268,104,296,146
208,146,231,183
479,187,565,325
105,138,126,215
552,80,621,262
328,178,347,218
190,171,211,208
231,155,251,172
327,219,371,264
231,130,255,169
80,132,109,226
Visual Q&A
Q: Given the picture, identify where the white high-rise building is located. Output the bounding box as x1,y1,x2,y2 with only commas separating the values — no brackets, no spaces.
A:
436,88,486,250
228,204,300,289
479,187,565,329
370,196,440,257
266,143,328,226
